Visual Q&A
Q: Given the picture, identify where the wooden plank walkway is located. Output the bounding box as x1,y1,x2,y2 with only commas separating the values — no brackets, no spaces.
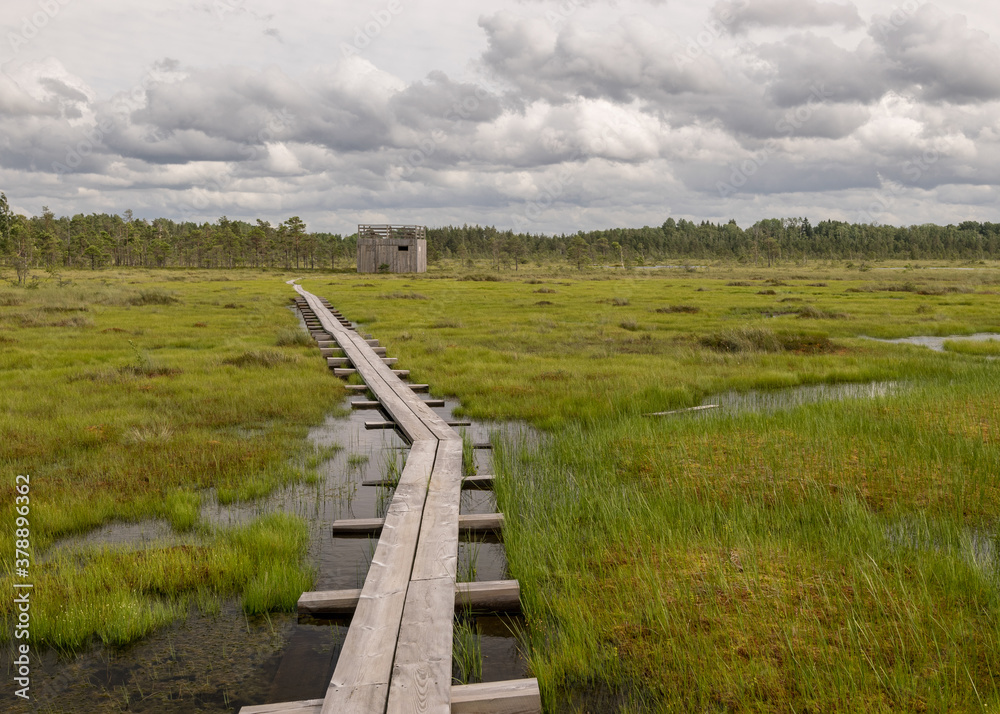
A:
239,284,539,714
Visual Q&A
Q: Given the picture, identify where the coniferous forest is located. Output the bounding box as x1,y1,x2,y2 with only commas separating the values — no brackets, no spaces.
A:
3,193,999,279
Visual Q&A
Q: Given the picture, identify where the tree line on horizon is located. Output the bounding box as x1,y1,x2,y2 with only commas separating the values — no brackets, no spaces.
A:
2,193,999,282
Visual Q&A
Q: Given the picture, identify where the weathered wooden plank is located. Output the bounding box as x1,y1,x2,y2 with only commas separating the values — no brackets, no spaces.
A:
386,577,453,714
459,512,504,534
364,421,395,430
450,680,542,714
344,384,369,392
384,438,464,712
447,421,472,427
381,357,399,366
408,384,430,392
239,699,323,713
361,475,491,490
456,580,520,612
319,439,437,714
351,401,381,409
461,474,495,490
298,588,363,613
333,368,358,377
422,399,446,407
409,437,462,581
327,357,351,367
298,580,520,614
331,513,502,536
241,678,540,714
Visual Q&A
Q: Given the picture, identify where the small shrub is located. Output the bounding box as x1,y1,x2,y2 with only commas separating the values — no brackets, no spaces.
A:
611,297,630,306
460,274,502,282
128,288,179,306
757,289,777,295
534,288,557,294
120,362,181,378
726,281,752,287
431,318,464,329
796,304,847,319
779,333,836,354
0,293,23,306
379,292,428,300
535,300,554,306
656,305,700,313
223,303,241,309
223,350,294,368
701,326,783,353
620,319,640,331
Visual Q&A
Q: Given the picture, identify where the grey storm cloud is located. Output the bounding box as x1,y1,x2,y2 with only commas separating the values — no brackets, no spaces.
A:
757,34,887,106
712,0,863,33
479,12,727,104
388,71,504,130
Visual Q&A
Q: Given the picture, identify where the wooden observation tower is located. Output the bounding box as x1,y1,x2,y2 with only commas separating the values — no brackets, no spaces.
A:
356,224,427,273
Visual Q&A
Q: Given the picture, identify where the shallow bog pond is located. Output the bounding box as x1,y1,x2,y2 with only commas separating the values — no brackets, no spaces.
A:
863,332,1000,352
2,394,530,713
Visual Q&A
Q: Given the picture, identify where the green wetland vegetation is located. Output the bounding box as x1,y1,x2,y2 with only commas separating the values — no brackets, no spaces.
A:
0,271,343,652
3,259,1000,712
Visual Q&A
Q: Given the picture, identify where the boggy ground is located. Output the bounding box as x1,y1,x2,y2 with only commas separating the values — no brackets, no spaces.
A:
300,260,1000,712
0,269,343,650
3,260,1000,712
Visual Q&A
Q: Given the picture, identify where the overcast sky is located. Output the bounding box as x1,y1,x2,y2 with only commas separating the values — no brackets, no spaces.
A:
1,0,998,234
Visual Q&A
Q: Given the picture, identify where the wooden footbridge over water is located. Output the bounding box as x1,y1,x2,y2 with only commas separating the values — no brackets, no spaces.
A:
240,284,541,714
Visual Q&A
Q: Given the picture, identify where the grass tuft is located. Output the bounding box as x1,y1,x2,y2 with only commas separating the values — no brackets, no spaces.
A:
275,327,313,346
127,288,180,306
223,350,295,368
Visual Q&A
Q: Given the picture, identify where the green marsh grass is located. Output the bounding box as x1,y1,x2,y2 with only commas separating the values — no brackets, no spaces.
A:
453,613,484,685
6,512,312,650
461,429,477,477
944,338,1000,356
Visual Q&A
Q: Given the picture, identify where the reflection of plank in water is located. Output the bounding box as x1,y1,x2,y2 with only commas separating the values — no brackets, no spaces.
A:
265,627,340,705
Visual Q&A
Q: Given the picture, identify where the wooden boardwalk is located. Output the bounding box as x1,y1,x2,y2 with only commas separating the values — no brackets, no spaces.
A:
240,285,540,714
